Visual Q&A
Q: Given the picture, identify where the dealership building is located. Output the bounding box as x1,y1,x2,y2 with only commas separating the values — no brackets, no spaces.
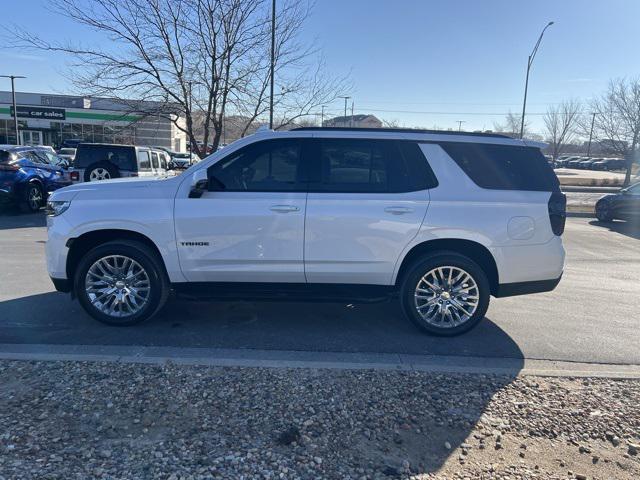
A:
0,91,187,151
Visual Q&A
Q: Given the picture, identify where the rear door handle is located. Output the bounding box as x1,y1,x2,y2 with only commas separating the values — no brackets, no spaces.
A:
384,206,413,215
270,205,300,213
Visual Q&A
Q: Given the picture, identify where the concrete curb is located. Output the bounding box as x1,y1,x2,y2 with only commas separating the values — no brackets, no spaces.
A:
1,344,639,379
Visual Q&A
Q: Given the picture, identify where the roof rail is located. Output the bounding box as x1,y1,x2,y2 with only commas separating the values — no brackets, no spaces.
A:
291,127,511,139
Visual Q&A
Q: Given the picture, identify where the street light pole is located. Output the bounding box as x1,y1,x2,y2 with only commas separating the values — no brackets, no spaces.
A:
456,120,465,131
519,21,554,139
321,105,325,127
269,0,276,129
1,74,26,145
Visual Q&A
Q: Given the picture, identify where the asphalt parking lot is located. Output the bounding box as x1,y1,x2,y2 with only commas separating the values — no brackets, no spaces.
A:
0,212,639,366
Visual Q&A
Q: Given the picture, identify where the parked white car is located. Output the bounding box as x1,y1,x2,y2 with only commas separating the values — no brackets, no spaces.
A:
45,128,565,335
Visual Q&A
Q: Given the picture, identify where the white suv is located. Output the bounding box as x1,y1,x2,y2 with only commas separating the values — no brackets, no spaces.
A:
45,128,566,336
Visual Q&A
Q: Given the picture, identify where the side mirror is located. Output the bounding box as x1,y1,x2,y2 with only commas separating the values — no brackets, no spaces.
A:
188,169,209,198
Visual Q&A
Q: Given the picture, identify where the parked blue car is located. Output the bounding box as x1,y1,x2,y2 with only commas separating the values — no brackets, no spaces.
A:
0,145,72,212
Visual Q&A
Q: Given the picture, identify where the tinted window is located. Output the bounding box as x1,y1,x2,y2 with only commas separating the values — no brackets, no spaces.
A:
74,145,136,170
138,151,151,171
440,142,560,192
310,139,426,193
397,142,439,190
208,139,303,191
151,152,159,169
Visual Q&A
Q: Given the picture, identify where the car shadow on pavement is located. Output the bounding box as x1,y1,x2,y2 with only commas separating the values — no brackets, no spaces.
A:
0,292,523,474
0,209,46,229
589,219,640,240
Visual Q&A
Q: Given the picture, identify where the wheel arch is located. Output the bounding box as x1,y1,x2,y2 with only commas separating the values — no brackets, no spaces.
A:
394,239,499,295
66,229,168,284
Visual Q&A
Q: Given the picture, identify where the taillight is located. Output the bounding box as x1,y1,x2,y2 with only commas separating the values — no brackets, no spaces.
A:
548,191,566,236
70,171,79,181
0,162,19,172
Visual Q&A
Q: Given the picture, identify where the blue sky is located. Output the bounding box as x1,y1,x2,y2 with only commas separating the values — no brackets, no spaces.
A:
2,0,640,133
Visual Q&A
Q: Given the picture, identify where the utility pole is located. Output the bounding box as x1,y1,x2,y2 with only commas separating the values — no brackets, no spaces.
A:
351,101,354,127
456,120,465,131
586,112,597,156
339,96,350,127
520,21,554,139
1,75,26,145
269,0,276,129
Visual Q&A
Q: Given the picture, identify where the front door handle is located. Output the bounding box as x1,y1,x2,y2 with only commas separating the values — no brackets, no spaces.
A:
384,206,413,215
270,205,300,213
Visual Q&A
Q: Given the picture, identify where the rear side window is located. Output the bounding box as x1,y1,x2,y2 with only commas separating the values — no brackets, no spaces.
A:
138,151,151,171
151,152,159,169
309,139,437,193
440,142,560,192
74,145,136,171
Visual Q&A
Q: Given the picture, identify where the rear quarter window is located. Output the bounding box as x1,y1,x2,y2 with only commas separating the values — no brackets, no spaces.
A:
440,142,560,192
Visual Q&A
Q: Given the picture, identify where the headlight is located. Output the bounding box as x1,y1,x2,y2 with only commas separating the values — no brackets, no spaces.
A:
45,200,71,217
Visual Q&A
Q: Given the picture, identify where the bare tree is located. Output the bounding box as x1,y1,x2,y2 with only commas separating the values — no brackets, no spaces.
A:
381,118,401,128
543,99,581,160
493,111,529,137
12,0,349,157
588,78,640,185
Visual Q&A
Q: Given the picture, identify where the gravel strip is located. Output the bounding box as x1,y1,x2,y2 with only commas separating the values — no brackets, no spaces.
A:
1,360,638,479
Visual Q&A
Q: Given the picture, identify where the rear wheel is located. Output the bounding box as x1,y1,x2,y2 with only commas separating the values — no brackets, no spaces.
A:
400,252,490,336
74,240,169,326
20,182,43,213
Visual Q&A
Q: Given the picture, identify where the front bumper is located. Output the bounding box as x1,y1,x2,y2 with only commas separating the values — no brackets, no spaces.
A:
45,214,73,280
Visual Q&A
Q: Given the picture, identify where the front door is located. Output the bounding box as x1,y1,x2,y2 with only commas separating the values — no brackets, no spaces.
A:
20,131,43,146
304,138,432,285
616,183,640,220
174,138,308,282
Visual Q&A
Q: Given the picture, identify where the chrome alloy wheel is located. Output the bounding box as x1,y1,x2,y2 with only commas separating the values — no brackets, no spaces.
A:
414,266,479,328
85,255,151,318
28,185,42,210
89,168,111,181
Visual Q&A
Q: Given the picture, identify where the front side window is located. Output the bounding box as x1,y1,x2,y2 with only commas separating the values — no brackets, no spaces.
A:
208,140,303,192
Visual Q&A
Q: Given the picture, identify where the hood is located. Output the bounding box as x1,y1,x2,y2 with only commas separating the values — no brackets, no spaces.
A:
49,175,176,202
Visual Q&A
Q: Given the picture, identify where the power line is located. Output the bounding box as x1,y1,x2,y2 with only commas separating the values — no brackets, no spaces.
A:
346,108,548,116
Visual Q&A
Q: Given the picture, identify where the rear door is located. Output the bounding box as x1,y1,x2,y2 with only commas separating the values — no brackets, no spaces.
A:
304,138,433,285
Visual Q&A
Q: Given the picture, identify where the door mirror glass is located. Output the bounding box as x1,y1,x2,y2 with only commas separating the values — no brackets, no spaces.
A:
189,169,209,198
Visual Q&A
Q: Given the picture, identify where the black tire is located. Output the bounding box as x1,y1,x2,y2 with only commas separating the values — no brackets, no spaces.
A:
19,182,44,213
84,162,120,182
595,202,613,222
74,240,169,326
399,252,490,336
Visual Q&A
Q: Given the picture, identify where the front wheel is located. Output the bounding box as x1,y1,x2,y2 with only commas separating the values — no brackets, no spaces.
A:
595,202,613,222
399,252,490,336
74,240,169,326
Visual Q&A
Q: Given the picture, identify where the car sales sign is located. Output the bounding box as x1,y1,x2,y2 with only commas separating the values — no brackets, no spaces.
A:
10,106,66,120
